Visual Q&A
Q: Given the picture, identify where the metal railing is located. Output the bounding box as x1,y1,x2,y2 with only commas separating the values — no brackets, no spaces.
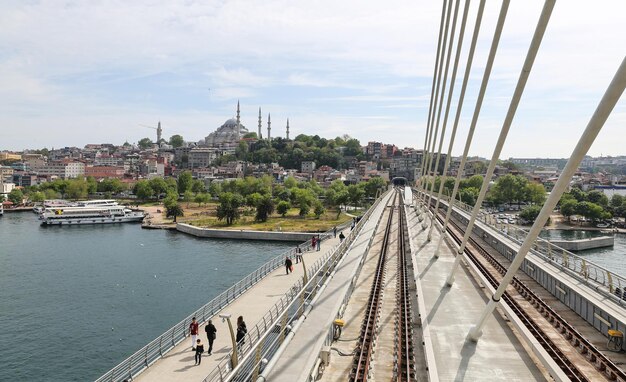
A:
95,223,346,382
202,191,389,382
425,192,626,306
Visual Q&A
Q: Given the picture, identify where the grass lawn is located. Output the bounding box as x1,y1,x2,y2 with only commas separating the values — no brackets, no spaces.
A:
179,206,356,232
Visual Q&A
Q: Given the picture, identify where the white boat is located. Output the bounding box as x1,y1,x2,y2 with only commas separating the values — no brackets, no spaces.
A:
41,205,145,226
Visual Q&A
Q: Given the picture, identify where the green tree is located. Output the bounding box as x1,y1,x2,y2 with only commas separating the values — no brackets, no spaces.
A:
284,176,297,189
86,176,98,194
459,187,479,206
66,179,88,199
148,177,168,199
255,195,275,222
138,137,153,149
134,180,154,201
610,194,624,208
364,177,387,198
191,179,206,194
43,189,59,199
216,192,243,225
165,203,184,222
184,190,193,208
313,200,325,219
560,199,577,222
347,184,365,208
208,182,222,197
587,190,609,207
519,205,542,223
525,182,546,205
194,193,210,206
169,135,184,148
277,201,291,217
177,171,193,194
7,188,24,205
575,201,605,223
30,191,45,203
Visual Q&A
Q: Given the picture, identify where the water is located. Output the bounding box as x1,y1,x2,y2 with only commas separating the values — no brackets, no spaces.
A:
0,212,293,381
539,229,626,277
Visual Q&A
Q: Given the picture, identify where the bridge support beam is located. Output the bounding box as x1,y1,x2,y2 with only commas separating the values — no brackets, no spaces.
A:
469,54,625,342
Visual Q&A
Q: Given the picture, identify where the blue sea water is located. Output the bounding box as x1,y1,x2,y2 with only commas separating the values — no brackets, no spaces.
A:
0,212,293,381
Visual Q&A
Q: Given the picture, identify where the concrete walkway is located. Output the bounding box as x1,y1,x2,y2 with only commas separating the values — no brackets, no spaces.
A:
408,208,546,381
135,230,344,381
265,192,393,381
135,219,364,381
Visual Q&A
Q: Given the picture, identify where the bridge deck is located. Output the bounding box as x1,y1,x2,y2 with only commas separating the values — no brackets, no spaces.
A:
264,191,393,381
134,229,347,381
408,208,547,381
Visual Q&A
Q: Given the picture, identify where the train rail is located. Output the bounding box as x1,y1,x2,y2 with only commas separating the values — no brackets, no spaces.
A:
431,203,626,382
396,193,416,381
350,189,416,382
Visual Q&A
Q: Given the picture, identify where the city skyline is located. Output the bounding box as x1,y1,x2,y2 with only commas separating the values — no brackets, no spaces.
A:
0,1,624,157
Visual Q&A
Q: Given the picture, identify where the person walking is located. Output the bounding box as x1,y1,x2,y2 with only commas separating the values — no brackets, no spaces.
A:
295,246,302,264
339,231,345,242
285,256,293,274
311,235,316,251
316,234,321,251
236,316,247,346
204,319,217,355
194,339,205,365
189,317,199,350
194,338,204,365
333,226,337,238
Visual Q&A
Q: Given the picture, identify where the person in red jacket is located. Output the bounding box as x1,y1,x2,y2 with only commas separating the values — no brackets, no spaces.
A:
189,317,199,350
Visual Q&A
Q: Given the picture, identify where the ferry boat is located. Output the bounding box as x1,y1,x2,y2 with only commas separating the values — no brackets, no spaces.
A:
40,205,145,226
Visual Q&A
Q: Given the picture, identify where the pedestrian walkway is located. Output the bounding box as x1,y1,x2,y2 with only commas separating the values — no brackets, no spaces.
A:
264,192,392,381
134,227,349,381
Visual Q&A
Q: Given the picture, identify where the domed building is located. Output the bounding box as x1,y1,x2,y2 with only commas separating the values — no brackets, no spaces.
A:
199,102,248,149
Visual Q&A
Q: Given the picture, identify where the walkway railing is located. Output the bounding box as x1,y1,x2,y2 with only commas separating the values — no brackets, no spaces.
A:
203,190,390,382
95,223,347,382
429,192,626,306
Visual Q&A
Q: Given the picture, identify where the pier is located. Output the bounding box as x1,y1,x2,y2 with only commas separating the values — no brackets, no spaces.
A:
549,236,615,251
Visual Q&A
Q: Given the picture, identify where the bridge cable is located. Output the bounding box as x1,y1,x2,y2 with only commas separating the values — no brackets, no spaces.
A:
420,0,462,224
469,56,626,341
418,0,453,207
419,0,449,200
422,0,471,233
430,0,486,252
445,0,556,287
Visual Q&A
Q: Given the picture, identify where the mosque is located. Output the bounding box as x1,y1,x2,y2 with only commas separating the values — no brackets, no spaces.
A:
198,101,290,149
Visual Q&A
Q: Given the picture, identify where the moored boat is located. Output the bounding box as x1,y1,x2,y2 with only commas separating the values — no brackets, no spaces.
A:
40,205,145,226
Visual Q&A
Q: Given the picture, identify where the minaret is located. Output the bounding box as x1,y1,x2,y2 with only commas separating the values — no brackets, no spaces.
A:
267,113,271,142
236,100,241,140
157,121,162,143
258,107,263,139
286,119,290,140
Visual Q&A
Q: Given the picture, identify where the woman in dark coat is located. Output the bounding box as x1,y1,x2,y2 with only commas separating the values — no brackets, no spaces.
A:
236,315,247,345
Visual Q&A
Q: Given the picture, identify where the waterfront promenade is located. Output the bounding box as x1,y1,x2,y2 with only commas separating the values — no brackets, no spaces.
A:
133,218,373,381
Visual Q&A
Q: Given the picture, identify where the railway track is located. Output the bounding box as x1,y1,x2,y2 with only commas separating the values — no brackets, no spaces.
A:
350,189,416,382
431,202,626,382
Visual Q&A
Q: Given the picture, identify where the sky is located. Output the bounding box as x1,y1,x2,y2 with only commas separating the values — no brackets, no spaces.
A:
0,0,624,158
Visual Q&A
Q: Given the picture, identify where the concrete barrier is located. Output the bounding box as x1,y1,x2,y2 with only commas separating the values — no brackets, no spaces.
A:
549,236,614,251
176,223,320,242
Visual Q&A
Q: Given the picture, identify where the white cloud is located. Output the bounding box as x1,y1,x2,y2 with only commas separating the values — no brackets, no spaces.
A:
0,0,624,157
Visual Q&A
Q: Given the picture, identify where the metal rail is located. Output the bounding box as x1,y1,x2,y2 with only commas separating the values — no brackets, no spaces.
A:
396,193,415,381
351,191,398,381
438,192,626,305
435,205,626,381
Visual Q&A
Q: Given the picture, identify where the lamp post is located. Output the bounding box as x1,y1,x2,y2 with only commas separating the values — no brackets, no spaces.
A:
220,313,238,368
